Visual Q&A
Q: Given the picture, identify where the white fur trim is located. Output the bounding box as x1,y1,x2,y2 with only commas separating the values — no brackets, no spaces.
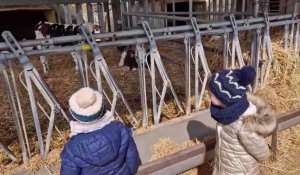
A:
242,101,257,116
226,70,246,90
69,87,103,116
214,73,242,99
70,111,114,137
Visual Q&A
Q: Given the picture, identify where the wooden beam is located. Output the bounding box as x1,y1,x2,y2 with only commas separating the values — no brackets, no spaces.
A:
0,0,108,6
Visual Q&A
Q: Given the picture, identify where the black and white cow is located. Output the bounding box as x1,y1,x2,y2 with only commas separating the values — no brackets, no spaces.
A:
34,21,99,73
118,47,152,71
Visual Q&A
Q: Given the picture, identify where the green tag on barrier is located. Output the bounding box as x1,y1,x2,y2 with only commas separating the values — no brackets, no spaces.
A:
81,44,91,51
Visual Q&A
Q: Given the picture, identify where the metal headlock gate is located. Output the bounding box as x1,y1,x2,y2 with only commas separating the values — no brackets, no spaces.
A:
0,8,299,165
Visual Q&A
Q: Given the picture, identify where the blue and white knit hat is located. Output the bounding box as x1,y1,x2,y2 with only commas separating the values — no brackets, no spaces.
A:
69,87,106,123
209,66,256,106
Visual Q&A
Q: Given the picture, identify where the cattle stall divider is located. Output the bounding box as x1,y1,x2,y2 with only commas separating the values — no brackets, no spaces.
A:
0,12,299,162
79,26,139,126
1,31,70,158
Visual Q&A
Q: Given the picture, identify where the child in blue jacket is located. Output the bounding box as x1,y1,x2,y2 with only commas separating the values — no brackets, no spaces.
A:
60,87,139,175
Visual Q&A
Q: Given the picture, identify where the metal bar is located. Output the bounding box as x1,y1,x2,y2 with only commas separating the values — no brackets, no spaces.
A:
97,3,105,32
75,3,88,87
225,0,229,12
231,0,236,12
126,0,131,29
0,63,28,163
75,3,84,24
184,37,191,115
172,0,175,26
189,0,193,18
8,61,31,159
44,109,55,155
0,142,17,161
136,44,148,127
0,0,109,6
294,22,299,54
63,4,72,24
1,19,299,60
254,0,259,17
213,0,217,20
0,14,294,50
284,23,289,49
223,33,228,69
87,3,95,23
123,12,209,22
108,0,115,32
146,11,271,16
241,0,246,19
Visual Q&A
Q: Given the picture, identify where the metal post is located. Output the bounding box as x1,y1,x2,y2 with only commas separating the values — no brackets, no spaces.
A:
0,62,28,163
294,21,299,54
190,17,211,111
184,37,191,115
63,4,72,24
136,43,148,127
120,0,125,30
254,0,259,17
8,61,31,159
189,0,193,18
172,0,175,26
127,0,132,29
0,141,17,161
241,0,246,19
76,3,84,24
284,23,289,50
75,3,88,87
108,0,115,32
87,3,95,23
231,0,236,13
223,33,228,69
97,3,105,32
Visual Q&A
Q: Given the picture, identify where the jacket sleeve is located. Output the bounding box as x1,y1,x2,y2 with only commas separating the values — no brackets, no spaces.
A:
238,129,270,162
60,146,81,175
126,129,139,174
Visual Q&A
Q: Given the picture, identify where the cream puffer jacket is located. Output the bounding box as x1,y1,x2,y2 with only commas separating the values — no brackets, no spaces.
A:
212,93,277,175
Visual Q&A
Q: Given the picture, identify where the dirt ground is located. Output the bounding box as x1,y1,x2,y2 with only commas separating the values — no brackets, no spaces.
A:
0,29,299,174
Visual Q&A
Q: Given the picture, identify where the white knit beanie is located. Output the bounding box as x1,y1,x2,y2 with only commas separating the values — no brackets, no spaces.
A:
69,87,105,123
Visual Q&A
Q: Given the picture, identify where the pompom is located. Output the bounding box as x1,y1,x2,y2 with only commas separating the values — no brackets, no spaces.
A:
238,66,256,86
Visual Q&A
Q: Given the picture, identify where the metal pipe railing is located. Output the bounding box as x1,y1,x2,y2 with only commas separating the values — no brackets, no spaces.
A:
0,14,294,51
0,15,298,60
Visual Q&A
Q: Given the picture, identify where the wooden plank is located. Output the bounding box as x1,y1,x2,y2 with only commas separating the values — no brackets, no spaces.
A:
136,139,216,175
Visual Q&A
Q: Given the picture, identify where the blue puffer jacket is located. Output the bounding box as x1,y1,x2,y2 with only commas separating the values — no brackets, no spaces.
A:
60,121,139,175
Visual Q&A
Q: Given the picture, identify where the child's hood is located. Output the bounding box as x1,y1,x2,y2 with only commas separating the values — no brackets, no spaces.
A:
63,122,127,167
242,93,277,137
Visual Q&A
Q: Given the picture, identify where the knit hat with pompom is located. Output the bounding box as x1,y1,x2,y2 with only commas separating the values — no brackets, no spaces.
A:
209,66,256,124
69,87,106,123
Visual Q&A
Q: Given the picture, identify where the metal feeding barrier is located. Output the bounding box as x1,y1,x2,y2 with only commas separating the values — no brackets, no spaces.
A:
0,10,299,164
1,31,70,161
